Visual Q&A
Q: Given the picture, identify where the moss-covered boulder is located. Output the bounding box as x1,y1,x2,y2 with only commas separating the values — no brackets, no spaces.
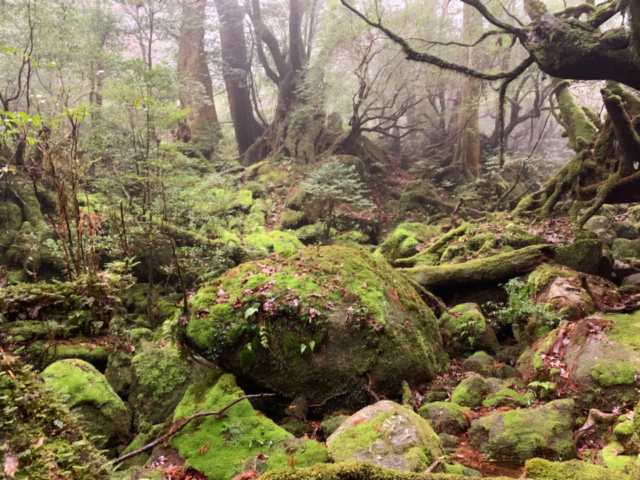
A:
170,374,327,480
461,351,495,376
518,314,640,407
613,238,640,259
375,223,439,265
450,375,485,408
0,353,110,479
321,415,349,437
280,209,307,229
438,304,498,357
181,246,446,407
553,239,603,274
42,359,131,450
419,402,470,434
525,457,634,480
243,230,304,256
469,399,575,464
596,442,640,476
129,340,203,426
481,388,529,408
326,401,444,473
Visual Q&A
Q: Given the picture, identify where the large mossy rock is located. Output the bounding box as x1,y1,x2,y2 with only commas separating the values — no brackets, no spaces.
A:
181,246,446,407
438,304,498,357
450,375,485,408
553,239,603,274
612,238,640,260
128,339,203,426
375,223,439,265
260,461,515,480
42,359,131,449
518,313,640,407
326,401,444,473
419,401,470,434
525,457,634,480
468,399,575,464
0,353,110,479
169,374,327,480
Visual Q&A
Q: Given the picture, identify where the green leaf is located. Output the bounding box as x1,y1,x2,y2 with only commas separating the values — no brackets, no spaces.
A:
26,137,35,146
300,344,307,354
244,306,259,318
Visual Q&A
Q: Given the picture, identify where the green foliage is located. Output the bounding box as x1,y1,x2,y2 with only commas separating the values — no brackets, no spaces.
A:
302,158,372,238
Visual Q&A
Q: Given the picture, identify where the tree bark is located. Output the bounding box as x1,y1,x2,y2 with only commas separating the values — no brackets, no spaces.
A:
177,0,221,158
214,0,264,154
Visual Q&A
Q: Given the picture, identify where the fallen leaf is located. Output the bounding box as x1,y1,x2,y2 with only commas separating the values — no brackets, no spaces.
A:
4,454,18,478
200,442,211,455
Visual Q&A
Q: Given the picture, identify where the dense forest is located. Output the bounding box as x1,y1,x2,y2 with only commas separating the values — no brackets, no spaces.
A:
2,0,640,478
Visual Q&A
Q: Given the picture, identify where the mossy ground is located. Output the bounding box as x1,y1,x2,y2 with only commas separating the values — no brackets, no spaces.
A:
525,457,634,480
170,374,327,480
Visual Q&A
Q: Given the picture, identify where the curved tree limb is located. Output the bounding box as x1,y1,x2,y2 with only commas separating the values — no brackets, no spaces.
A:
113,393,275,465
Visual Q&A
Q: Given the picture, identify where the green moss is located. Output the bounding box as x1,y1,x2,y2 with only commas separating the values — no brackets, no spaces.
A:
280,209,307,230
321,415,349,437
451,375,485,408
129,341,196,426
469,400,575,464
184,246,443,405
590,361,636,387
243,181,268,199
333,231,369,249
260,461,514,480
328,402,443,472
42,359,130,449
528,263,574,293
554,239,603,274
170,374,327,480
0,353,110,479
606,310,640,348
598,442,640,475
525,458,634,480
376,223,439,264
462,352,496,376
482,388,529,408
418,402,469,434
27,341,111,368
244,230,304,256
443,464,481,477
236,189,253,208
438,304,497,356
612,238,640,259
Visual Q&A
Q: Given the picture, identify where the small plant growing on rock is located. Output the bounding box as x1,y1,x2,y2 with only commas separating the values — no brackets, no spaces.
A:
302,157,372,240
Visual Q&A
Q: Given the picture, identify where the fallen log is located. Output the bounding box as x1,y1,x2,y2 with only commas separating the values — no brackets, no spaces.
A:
401,244,555,289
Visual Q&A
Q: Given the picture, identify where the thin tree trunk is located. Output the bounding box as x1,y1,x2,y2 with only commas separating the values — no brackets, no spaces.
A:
214,0,264,154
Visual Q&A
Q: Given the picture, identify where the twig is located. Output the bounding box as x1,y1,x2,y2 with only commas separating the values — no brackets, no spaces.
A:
425,456,447,473
113,393,275,465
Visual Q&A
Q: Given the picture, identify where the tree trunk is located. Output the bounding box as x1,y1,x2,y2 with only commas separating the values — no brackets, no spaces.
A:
177,0,221,159
214,0,264,154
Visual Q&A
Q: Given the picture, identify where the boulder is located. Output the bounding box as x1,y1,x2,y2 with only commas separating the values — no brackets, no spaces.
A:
170,374,327,480
181,246,446,408
481,388,529,408
462,352,495,376
451,375,485,408
613,238,640,260
321,415,349,437
483,377,507,395
375,223,439,265
419,401,470,434
583,215,612,232
438,303,498,357
622,273,640,287
526,458,634,480
326,400,444,473
594,228,617,247
469,400,575,464
553,239,603,274
597,442,640,476
615,221,639,240
42,359,131,449
518,313,640,407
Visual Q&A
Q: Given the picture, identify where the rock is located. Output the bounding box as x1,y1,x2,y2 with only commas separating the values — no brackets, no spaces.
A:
42,359,131,450
622,273,640,286
495,364,516,379
451,375,485,408
375,223,439,265
554,239,603,274
129,340,205,426
595,228,617,247
438,303,498,357
484,377,507,395
419,401,470,434
438,432,458,448
243,230,304,256
526,458,634,479
615,221,640,240
424,390,448,403
243,181,268,199
613,259,635,280
462,352,495,376
482,388,529,408
280,209,307,230
596,442,640,476
170,374,327,480
583,215,612,232
181,246,446,408
326,400,444,473
518,314,640,407
613,238,640,259
469,400,575,464
321,415,349,437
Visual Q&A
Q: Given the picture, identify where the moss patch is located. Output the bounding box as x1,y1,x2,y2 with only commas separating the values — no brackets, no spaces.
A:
526,458,634,480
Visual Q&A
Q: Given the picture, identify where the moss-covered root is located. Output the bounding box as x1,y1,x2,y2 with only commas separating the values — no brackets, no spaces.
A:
402,244,555,289
525,458,635,480
260,461,516,480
